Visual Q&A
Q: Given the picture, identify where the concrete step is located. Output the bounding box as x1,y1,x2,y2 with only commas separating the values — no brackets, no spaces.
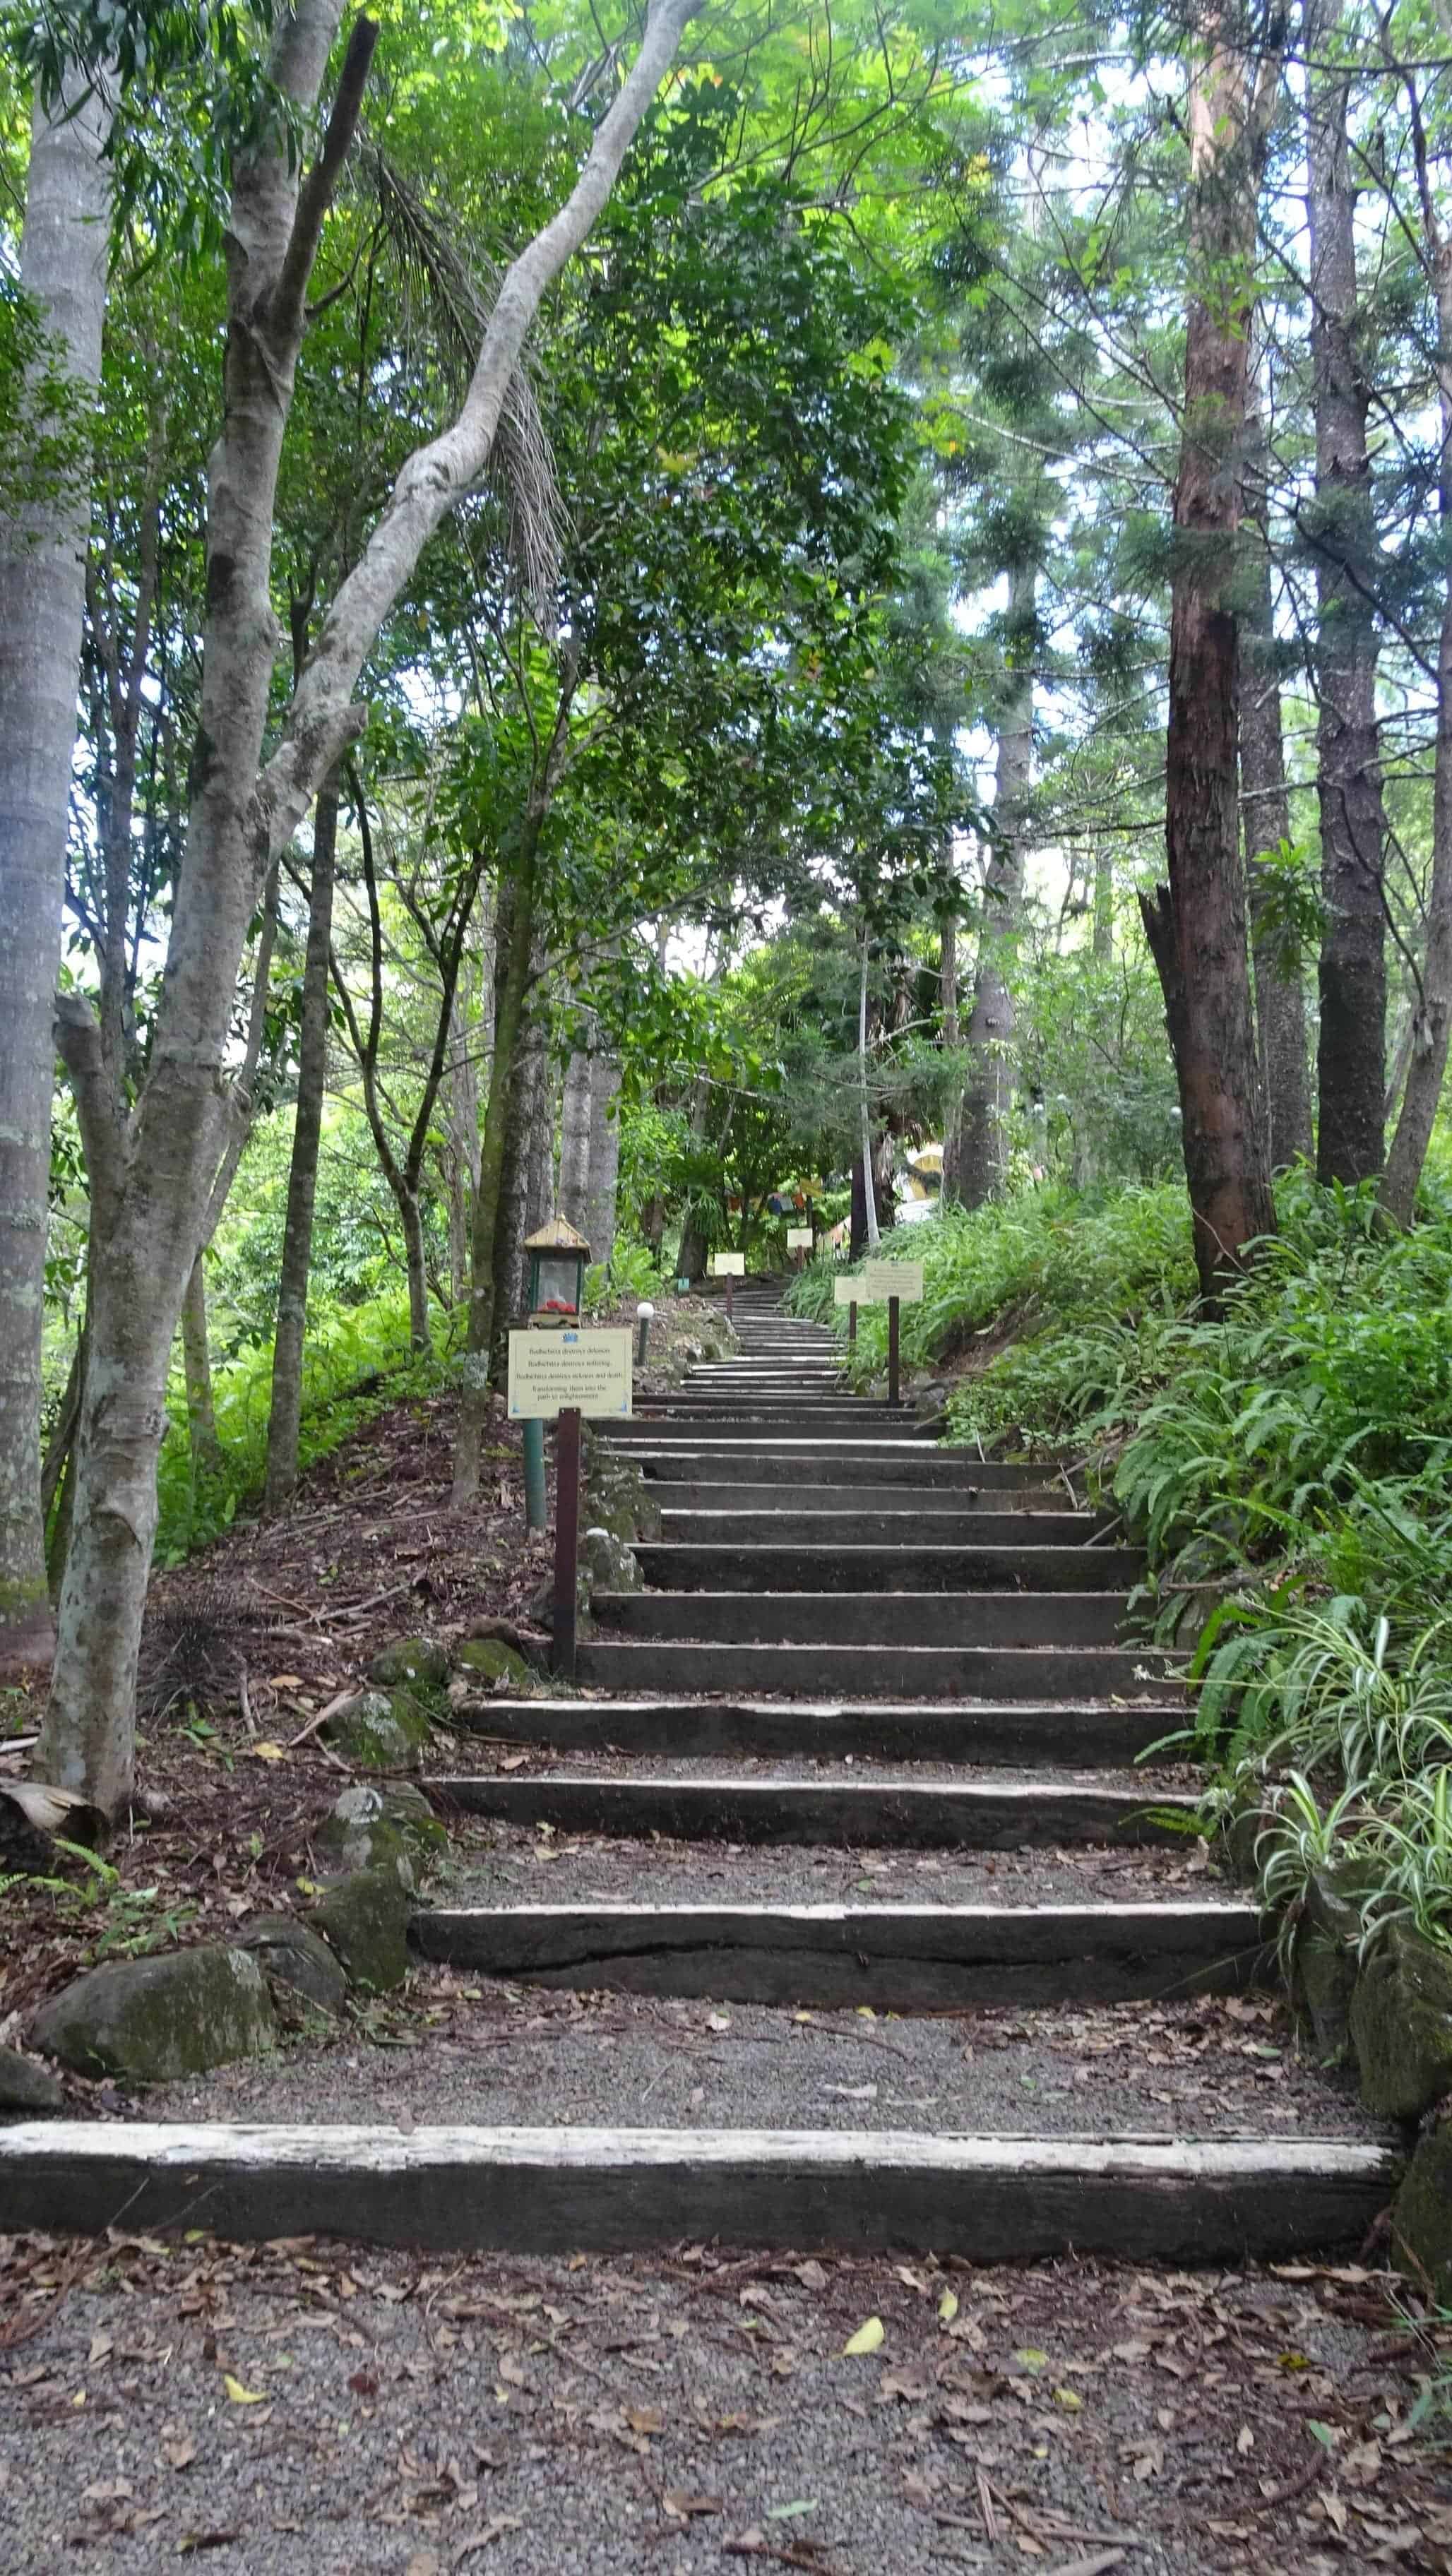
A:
637,1482,1078,1517
429,1770,1197,1845
624,1449,1063,1489
632,1544,1145,1592
605,1424,939,1448
411,1897,1267,2008
453,1695,1186,1765
0,2122,1396,2259
575,1639,1181,1700
595,1590,1129,1646
657,1509,1115,1545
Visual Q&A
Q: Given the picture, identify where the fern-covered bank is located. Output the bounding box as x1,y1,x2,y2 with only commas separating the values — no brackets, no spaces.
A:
790,1176,1452,1964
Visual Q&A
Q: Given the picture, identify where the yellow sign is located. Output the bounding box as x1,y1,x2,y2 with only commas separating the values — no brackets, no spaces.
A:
710,1251,746,1277
506,1328,633,1421
786,1227,814,1250
833,1276,860,1307
860,1260,924,1305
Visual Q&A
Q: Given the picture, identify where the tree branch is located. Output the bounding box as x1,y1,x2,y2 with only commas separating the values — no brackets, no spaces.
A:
272,14,381,346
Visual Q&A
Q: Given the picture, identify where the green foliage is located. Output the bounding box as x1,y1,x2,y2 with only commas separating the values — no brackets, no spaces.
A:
12,1838,199,1960
583,1243,660,1310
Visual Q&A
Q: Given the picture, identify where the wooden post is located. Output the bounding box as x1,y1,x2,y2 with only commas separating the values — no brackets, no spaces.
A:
725,1272,734,1325
522,1418,546,1530
552,1406,582,1680
848,1300,857,1347
888,1295,900,1408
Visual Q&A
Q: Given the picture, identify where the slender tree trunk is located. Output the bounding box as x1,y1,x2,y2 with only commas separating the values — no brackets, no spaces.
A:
558,1043,593,1232
857,931,880,1250
400,1194,430,1349
490,972,547,1367
1240,368,1314,1168
0,76,111,1678
445,938,481,1306
452,837,539,1508
1093,849,1114,961
180,1256,221,1478
585,1044,621,1268
264,775,338,1513
1305,0,1386,1184
1140,13,1275,1308
953,560,1035,1208
527,1036,555,1234
1380,148,1452,1225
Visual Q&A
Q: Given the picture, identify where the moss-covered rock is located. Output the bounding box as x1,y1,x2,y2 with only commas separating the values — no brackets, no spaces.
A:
316,1782,447,1876
323,1686,432,1770
453,1638,539,1693
1350,1925,1452,2119
237,1914,348,2015
308,1858,416,1993
30,1948,275,2082
1292,1870,1364,2062
367,1635,448,1690
0,2043,64,2114
1392,2116,1452,2300
581,1525,641,1595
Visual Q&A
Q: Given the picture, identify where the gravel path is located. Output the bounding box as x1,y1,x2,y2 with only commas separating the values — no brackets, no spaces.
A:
432,1826,1215,1909
132,1986,1381,2142
426,1755,1204,1792
3,2229,1444,2576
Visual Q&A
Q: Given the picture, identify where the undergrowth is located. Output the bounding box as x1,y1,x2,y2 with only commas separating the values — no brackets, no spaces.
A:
795,1168,1452,1959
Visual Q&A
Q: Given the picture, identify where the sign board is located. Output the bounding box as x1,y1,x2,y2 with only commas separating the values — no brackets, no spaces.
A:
710,1251,746,1277
786,1227,813,1250
833,1276,860,1307
507,1328,633,1421
861,1259,924,1306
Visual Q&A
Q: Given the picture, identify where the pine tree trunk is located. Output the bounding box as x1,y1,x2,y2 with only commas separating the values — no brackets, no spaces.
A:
1305,0,1386,1184
952,561,1035,1209
1141,14,1275,1308
1381,199,1452,1224
0,76,111,1678
180,1256,221,1478
1239,485,1313,1167
557,1044,593,1232
585,1046,621,1270
264,775,338,1515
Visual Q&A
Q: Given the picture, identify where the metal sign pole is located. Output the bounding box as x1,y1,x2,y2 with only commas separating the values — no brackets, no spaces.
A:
888,1294,900,1408
552,1406,583,1679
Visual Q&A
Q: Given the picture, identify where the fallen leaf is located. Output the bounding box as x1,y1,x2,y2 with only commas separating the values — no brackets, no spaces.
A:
938,2290,960,2325
1235,2426,1254,2456
843,2317,885,2356
1052,2385,1083,2411
222,2375,268,2406
765,2499,818,2521
663,2491,723,2520
267,1674,306,1690
177,2536,241,2556
453,2524,524,2565
162,2438,198,2471
624,2405,663,2435
248,1742,287,1764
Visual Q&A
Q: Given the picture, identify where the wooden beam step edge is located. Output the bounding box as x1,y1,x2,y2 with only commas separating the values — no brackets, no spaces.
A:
0,2124,1397,2258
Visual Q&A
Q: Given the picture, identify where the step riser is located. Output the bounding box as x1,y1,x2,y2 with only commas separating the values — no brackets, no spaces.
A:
576,1643,1179,1700
413,1906,1267,2009
453,1699,1179,1766
641,1487,1079,1518
633,1545,1146,1592
607,1426,939,1447
0,2125,1395,2260
432,1777,1197,1847
595,1593,1128,1646
657,1513,1114,1546
626,1453,1061,1489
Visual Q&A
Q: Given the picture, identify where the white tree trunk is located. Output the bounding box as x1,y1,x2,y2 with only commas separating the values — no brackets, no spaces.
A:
39,0,696,1805
0,77,111,1677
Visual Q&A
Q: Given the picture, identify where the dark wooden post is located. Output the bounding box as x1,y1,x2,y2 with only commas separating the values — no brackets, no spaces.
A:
725,1272,734,1325
552,1405,582,1679
887,1295,900,1408
848,1299,857,1347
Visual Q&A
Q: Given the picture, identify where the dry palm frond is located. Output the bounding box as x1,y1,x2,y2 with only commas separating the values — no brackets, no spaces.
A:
366,143,567,628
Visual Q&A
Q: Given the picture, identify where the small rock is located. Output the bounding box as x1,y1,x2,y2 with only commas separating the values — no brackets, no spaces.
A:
316,1782,447,1875
1393,2113,1452,2300
323,1686,432,1770
1350,1924,1452,2118
581,1527,642,1594
453,1638,539,1693
367,1634,448,1690
309,1858,416,1994
30,1948,275,2082
0,2042,65,2115
237,1914,348,2015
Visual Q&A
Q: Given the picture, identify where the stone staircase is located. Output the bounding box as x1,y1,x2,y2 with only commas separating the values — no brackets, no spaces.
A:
1,1286,1394,2255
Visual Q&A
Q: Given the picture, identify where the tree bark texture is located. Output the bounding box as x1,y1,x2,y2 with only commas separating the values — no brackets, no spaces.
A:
585,1045,621,1270
950,561,1035,1210
558,1044,594,1233
490,962,548,1366
526,1035,555,1236
451,837,539,1508
1239,460,1314,1167
1380,109,1452,1225
1141,17,1275,1308
265,777,340,1513
179,1256,221,1479
1305,0,1387,1185
0,76,111,1678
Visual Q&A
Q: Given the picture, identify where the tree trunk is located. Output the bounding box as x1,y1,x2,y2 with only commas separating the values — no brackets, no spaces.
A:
39,0,693,1800
180,1256,221,1479
558,1044,593,1232
585,1044,621,1269
400,1192,430,1349
264,775,338,1515
526,1035,555,1234
490,977,547,1366
1093,850,1114,961
451,838,539,1508
857,931,880,1250
1239,367,1314,1168
1140,14,1275,1308
0,76,111,1678
444,936,482,1307
1305,0,1386,1185
1380,155,1452,1225
952,560,1035,1208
